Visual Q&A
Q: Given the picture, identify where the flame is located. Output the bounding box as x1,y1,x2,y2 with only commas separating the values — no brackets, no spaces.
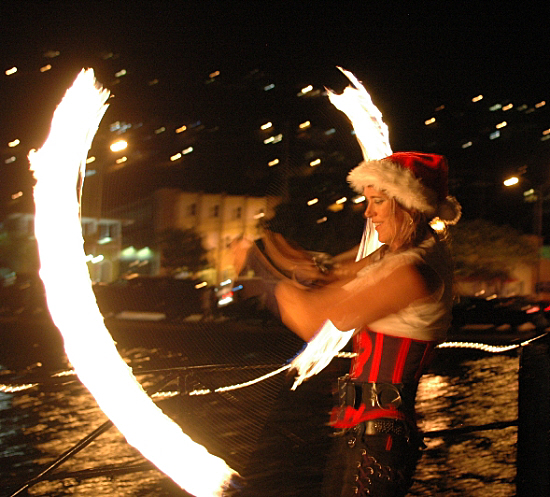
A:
327,67,392,161
29,69,235,496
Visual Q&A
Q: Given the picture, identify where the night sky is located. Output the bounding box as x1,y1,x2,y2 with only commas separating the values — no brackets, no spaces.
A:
2,2,550,232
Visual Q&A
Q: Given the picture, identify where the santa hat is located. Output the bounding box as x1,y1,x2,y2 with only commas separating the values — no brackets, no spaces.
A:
348,152,462,224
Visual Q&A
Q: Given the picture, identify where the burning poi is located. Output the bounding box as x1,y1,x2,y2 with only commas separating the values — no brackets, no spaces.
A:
29,69,235,497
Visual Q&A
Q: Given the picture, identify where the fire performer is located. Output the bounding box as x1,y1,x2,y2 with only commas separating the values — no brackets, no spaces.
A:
235,152,460,496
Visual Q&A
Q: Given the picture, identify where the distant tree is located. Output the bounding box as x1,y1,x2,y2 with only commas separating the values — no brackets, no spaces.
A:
157,228,208,276
449,219,538,281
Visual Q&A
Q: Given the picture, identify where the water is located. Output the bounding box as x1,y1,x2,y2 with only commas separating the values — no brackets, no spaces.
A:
0,319,519,496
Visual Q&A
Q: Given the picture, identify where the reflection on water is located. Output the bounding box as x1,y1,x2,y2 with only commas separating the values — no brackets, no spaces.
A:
1,348,518,496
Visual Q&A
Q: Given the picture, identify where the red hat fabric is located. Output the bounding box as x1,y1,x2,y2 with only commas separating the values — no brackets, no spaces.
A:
348,152,461,223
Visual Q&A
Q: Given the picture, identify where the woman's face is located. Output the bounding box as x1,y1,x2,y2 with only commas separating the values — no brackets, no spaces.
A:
363,186,405,251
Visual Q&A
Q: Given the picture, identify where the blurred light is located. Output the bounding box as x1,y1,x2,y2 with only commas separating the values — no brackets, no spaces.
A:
110,139,128,152
309,158,321,167
430,218,446,232
195,281,207,289
324,128,336,135
260,122,273,130
271,134,283,144
220,278,232,287
98,236,112,245
176,125,187,133
85,169,96,177
115,69,127,78
91,255,104,264
11,191,23,200
307,198,319,206
503,177,519,187
8,139,20,147
517,104,528,111
435,105,445,111
489,103,502,111
525,107,535,114
489,130,500,140
502,103,513,111
121,246,136,257
543,129,550,136
536,101,546,108
263,83,275,91
424,117,436,125
352,195,365,204
170,153,182,161
148,79,159,86
115,157,127,164
182,147,193,155
472,94,483,102
301,85,313,94
253,212,265,219
524,188,535,197
496,121,507,129
5,156,16,164
299,121,311,129
40,64,52,73
335,197,347,205
154,127,166,134
209,71,220,78
44,50,60,58
316,217,327,224
137,247,153,258
5,67,17,76
461,141,473,149
86,156,96,164
263,136,274,144
542,135,550,142
268,158,279,167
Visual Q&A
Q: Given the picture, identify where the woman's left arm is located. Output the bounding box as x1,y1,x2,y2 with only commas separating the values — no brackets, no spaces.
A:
275,262,433,341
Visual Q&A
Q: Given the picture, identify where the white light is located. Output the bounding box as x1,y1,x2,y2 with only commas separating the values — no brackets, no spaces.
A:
171,153,182,161
503,177,519,187
489,103,502,111
98,236,112,245
352,195,365,204
496,121,507,129
268,158,279,167
220,278,232,286
115,69,127,78
182,147,193,155
307,198,319,206
263,83,275,91
424,117,436,125
489,130,500,140
309,158,321,167
110,139,127,152
86,156,96,164
115,156,127,164
461,141,473,149
28,69,235,496
11,191,23,200
299,121,311,129
335,197,347,204
5,67,17,76
300,85,313,94
260,122,272,130
195,281,207,289
91,254,104,264
5,156,16,164
8,139,20,147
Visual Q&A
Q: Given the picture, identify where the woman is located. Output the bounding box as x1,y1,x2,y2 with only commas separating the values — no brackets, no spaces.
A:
235,152,460,496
